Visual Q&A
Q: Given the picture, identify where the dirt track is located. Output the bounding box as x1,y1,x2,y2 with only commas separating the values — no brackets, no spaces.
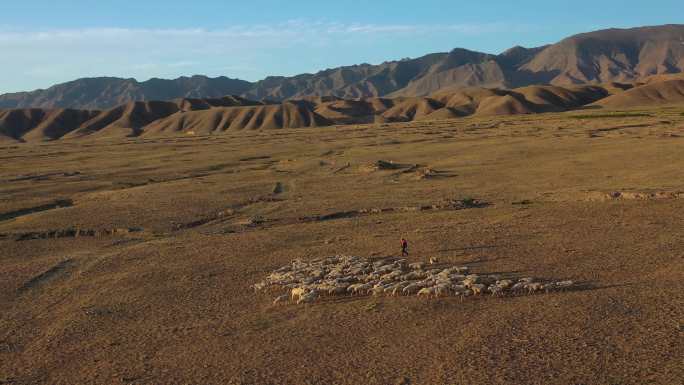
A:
1,108,683,384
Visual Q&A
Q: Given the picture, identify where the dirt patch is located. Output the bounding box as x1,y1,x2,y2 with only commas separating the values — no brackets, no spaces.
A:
173,196,284,230
17,259,76,293
298,198,488,224
6,227,143,241
587,123,652,137
332,162,351,174
361,160,419,173
0,199,74,222
239,155,271,162
5,171,82,182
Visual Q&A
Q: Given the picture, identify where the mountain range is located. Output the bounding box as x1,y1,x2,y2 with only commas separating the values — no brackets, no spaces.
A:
3,75,684,143
1,24,683,110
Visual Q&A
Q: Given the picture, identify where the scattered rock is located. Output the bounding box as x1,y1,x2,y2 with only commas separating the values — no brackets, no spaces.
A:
272,182,284,194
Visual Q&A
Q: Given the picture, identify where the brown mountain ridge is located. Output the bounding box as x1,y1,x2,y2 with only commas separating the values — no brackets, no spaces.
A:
1,24,683,110
3,77,684,143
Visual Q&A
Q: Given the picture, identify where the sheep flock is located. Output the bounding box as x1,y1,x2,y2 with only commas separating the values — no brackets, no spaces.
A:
254,255,576,305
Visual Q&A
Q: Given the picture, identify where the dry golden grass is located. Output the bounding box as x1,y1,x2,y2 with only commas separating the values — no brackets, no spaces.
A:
1,107,683,384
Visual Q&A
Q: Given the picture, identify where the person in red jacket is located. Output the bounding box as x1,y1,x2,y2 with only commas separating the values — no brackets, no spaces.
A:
401,238,409,256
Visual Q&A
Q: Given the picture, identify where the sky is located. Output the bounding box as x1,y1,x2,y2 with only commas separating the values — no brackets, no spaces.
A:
1,0,682,93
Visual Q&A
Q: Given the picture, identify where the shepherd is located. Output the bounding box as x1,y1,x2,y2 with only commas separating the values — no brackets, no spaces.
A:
401,238,409,256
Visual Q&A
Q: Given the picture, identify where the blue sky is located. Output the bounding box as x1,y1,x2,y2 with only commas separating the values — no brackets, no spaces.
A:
1,0,682,93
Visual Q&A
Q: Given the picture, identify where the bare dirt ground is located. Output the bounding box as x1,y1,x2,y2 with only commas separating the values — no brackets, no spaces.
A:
1,107,683,385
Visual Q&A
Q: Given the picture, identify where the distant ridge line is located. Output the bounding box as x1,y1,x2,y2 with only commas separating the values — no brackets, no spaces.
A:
0,24,683,110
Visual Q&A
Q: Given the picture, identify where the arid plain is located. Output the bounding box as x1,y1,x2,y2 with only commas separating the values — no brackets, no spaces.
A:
1,107,683,384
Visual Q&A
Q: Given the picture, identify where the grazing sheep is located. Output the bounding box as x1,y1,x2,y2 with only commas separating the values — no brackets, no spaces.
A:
391,285,404,296
555,280,574,288
463,276,480,288
402,283,423,295
297,290,319,304
471,284,487,295
290,287,307,301
403,271,425,280
272,294,289,305
384,283,400,295
450,285,467,300
253,281,268,292
259,255,576,305
526,282,544,294
353,283,373,295
380,271,402,282
315,283,335,294
479,276,497,285
417,287,436,297
389,282,410,296
488,285,504,297
449,274,466,281
329,285,348,295
371,286,386,296
434,285,450,297
546,280,574,292
408,262,425,270
511,282,526,292
346,283,363,294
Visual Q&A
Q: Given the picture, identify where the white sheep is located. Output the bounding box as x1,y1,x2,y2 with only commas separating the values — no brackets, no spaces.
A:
402,283,423,295
346,283,363,294
335,284,351,295
488,285,504,296
353,283,373,295
434,285,450,297
555,280,574,288
463,276,479,288
290,287,307,301
371,285,386,296
417,287,436,297
408,262,425,270
272,294,289,305
471,284,487,295
526,282,544,294
391,285,404,296
510,282,525,292
451,285,467,301
253,281,268,292
297,290,319,304
260,255,576,305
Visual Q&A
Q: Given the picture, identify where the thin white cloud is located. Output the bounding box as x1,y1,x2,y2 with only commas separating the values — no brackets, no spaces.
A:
0,21,536,93
0,21,528,42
